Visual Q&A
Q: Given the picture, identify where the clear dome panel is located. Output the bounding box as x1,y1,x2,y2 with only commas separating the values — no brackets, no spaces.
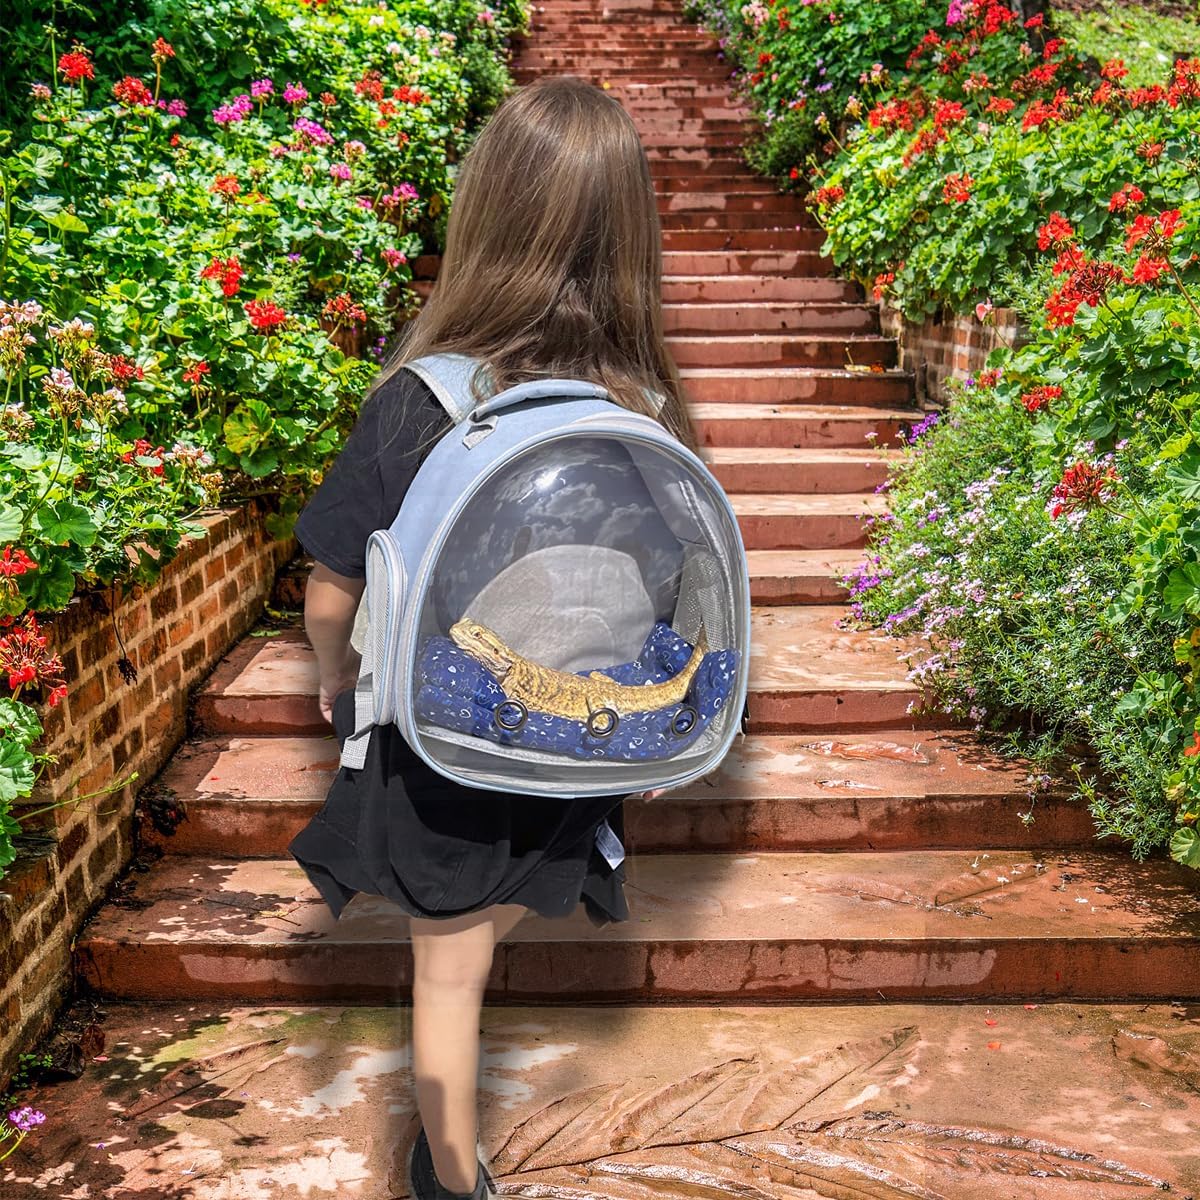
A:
410,434,745,793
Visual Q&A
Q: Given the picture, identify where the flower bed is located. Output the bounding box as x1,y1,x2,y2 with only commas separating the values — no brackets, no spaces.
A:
0,0,524,881
803,2,1200,869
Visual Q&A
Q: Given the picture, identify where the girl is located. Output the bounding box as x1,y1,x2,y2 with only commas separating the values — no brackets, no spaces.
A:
288,76,697,1200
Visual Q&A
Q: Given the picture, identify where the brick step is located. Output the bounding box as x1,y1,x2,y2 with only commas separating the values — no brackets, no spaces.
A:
681,366,912,407
515,68,733,85
665,275,861,301
148,730,1097,858
662,248,830,274
667,334,898,369
648,155,748,176
41,1000,1199,1195
517,52,729,69
519,28,721,42
658,191,805,214
748,548,856,604
74,848,1200,1003
655,174,776,194
660,212,817,232
694,402,915,449
709,447,896,494
192,605,922,738
730,492,884,550
665,302,879,336
661,229,825,253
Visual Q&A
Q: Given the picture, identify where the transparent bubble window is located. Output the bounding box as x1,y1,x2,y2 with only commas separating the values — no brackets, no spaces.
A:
410,434,745,793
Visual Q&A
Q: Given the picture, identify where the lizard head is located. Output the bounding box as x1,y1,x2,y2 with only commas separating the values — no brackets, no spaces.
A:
449,618,513,680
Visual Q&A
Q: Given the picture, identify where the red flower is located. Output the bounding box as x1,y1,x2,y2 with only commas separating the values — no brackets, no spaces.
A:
210,173,241,199
121,438,165,475
1045,286,1081,328
1023,12,1044,27
807,185,845,208
868,98,917,132
1130,255,1169,285
319,91,337,107
200,255,245,297
1168,58,1200,107
1037,212,1075,251
0,613,65,700
1049,461,1118,519
0,548,36,578
1020,385,1061,413
1100,58,1128,81
182,361,211,385
985,96,1016,115
872,271,895,301
245,299,289,334
107,354,144,385
355,71,385,102
1127,85,1166,110
322,293,367,326
1136,141,1164,162
1066,260,1124,306
1126,209,1184,254
902,126,947,167
1108,183,1145,213
393,85,429,105
1184,731,1200,758
112,76,153,107
933,99,967,127
152,36,175,61
942,172,974,204
58,47,95,83
1022,90,1067,131
1051,245,1086,276
757,51,773,67
1042,37,1065,59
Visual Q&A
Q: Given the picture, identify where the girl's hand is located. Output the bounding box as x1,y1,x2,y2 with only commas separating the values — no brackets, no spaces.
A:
318,654,360,724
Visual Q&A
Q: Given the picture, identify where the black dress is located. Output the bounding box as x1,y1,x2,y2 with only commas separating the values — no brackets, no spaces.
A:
286,370,629,927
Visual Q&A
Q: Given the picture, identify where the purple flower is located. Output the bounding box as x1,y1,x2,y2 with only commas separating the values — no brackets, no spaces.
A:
8,1107,46,1133
166,99,187,117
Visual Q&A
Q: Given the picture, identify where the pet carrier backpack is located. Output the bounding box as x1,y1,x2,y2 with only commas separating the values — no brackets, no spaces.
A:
339,352,751,799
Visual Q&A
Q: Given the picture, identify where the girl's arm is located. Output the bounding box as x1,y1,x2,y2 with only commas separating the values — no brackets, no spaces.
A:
305,562,365,723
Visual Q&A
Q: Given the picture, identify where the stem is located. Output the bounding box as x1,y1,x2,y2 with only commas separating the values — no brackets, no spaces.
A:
1168,259,1200,324
15,770,139,823
0,157,14,294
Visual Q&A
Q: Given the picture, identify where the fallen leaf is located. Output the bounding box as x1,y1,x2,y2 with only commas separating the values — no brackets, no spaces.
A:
984,1020,998,1027
986,1041,1001,1050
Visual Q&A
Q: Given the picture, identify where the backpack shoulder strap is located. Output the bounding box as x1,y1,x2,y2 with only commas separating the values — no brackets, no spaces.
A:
402,353,489,423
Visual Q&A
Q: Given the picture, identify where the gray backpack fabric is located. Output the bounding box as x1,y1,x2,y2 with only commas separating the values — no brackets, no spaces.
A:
340,353,751,801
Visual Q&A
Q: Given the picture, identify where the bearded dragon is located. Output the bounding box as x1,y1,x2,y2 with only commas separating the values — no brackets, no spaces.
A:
449,617,707,723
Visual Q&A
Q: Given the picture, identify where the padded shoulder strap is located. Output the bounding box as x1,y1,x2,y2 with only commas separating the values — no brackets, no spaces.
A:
402,353,488,423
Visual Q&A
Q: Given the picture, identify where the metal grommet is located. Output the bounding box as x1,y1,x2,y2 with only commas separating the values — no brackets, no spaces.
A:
494,700,528,732
586,707,620,739
670,706,698,737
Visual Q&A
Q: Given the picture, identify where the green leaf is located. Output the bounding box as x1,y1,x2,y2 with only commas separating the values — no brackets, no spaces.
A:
32,500,98,548
0,507,24,542
1169,826,1200,869
224,399,275,455
0,738,36,804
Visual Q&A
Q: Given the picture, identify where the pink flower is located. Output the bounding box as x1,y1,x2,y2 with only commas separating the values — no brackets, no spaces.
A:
283,82,309,104
975,300,994,322
329,162,352,182
166,98,187,117
251,78,274,99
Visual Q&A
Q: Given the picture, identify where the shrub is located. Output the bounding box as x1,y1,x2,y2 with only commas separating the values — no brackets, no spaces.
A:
851,197,1200,868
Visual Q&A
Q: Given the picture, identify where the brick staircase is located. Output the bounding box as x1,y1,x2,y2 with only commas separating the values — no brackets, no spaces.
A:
36,1,1200,1194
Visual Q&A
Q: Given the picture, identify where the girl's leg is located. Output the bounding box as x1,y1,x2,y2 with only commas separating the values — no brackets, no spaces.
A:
410,903,527,1194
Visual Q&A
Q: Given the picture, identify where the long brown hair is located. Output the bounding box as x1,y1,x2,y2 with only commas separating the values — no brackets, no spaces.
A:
377,75,697,450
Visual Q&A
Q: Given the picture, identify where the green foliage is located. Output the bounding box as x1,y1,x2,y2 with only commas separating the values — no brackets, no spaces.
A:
0,0,524,878
684,0,939,176
851,205,1200,867
1057,4,1200,87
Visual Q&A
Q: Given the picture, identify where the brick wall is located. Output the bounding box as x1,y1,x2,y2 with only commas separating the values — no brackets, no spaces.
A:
881,302,1023,404
0,502,293,1087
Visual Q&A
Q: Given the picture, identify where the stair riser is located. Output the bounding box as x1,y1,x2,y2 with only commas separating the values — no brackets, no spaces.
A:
663,250,829,274
712,458,889,494
518,53,726,69
696,413,909,449
668,338,897,369
655,175,776,194
737,512,869,551
665,306,878,336
77,939,1198,1004
145,791,1102,858
649,158,749,177
661,229,825,252
659,193,805,214
665,278,861,302
683,373,911,407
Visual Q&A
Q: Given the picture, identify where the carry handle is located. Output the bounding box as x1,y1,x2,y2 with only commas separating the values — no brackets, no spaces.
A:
467,378,609,424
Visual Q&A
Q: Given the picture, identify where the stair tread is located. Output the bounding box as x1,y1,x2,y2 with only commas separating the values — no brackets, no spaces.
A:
198,607,915,703
730,492,887,514
76,848,1200,948
161,729,1044,806
693,402,916,420
713,446,899,464
30,1001,1200,1195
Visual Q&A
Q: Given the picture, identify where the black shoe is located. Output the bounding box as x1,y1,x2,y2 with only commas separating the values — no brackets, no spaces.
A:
409,1126,495,1200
